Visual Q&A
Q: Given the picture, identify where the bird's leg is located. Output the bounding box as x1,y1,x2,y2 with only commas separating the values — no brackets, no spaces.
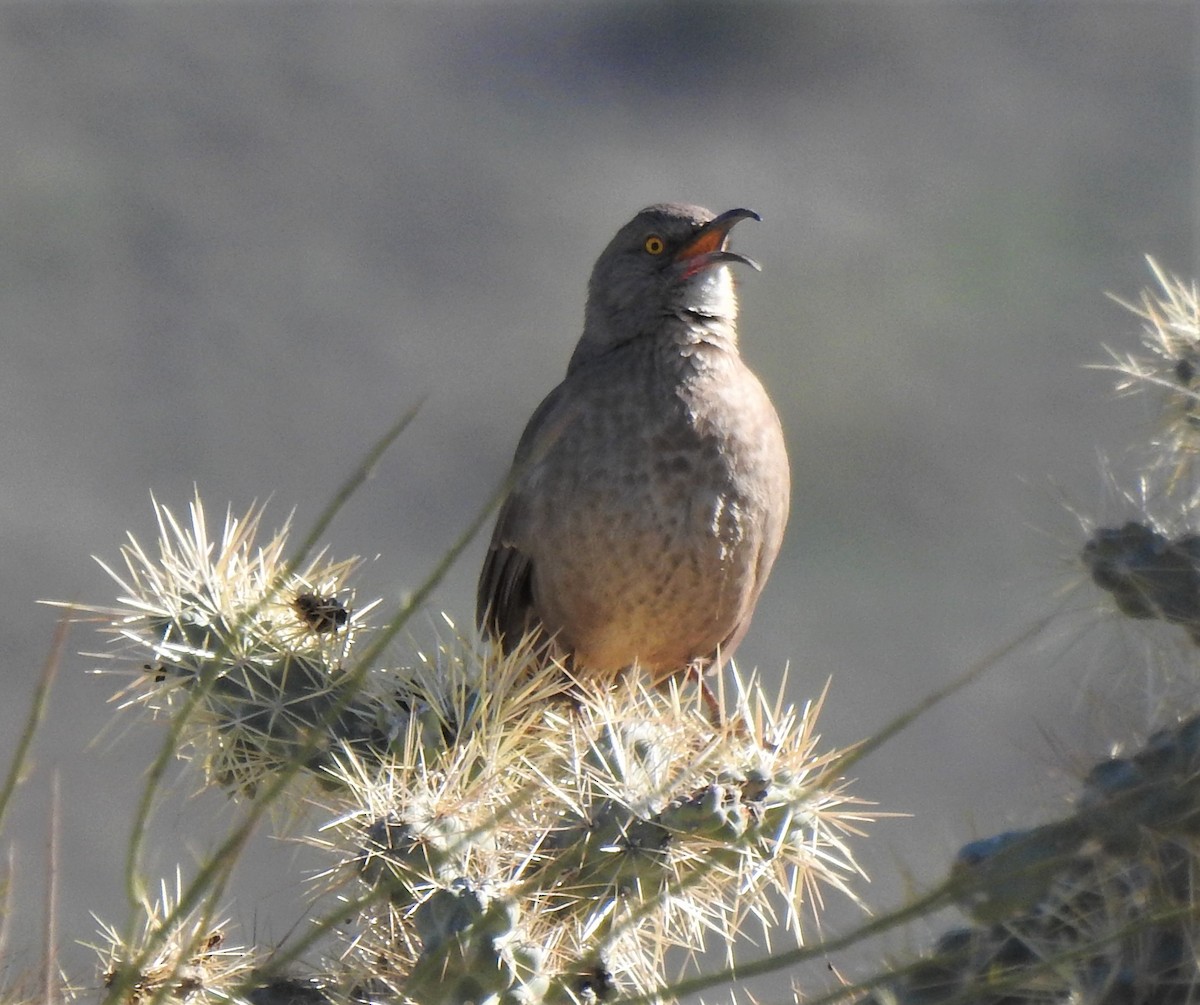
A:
682,661,725,727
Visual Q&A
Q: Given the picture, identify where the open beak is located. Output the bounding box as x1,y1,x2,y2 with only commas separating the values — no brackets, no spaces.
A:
674,207,762,277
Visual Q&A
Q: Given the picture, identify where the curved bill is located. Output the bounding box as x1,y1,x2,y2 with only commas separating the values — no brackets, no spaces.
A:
674,208,762,276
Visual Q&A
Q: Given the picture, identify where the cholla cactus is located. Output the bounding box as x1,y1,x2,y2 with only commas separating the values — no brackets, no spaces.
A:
65,496,385,798
66,493,870,1004
859,712,1200,1005
859,260,1200,1005
1100,256,1200,488
1083,261,1200,647
321,670,865,1003
92,875,258,1005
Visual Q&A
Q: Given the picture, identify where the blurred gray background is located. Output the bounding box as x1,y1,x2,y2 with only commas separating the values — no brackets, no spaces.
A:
1,0,1197,996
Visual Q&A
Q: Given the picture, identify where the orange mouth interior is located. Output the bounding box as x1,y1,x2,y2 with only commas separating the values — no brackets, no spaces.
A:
676,227,727,261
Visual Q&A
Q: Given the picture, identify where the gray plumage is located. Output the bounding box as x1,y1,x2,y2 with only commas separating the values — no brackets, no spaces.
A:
478,203,790,681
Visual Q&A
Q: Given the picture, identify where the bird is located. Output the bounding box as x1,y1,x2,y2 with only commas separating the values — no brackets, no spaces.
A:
477,203,790,690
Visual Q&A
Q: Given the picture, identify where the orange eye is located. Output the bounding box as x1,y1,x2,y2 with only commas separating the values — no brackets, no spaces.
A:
643,234,666,255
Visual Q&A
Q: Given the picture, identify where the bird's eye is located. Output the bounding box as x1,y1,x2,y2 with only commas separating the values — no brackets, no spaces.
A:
643,234,666,255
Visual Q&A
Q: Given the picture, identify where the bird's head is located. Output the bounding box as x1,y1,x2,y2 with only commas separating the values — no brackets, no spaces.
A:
574,204,760,368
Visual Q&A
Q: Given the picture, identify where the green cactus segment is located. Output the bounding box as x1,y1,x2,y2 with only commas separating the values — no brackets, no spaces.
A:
399,886,551,1005
861,710,1200,1003
1083,521,1200,643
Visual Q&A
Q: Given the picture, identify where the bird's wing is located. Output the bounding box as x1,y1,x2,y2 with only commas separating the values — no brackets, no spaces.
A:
477,382,580,649
477,495,536,647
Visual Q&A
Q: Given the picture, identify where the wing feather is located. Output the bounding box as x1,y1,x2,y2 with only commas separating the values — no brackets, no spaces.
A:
476,382,579,651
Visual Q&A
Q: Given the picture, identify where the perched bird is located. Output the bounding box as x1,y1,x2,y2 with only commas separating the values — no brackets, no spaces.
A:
478,203,790,686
